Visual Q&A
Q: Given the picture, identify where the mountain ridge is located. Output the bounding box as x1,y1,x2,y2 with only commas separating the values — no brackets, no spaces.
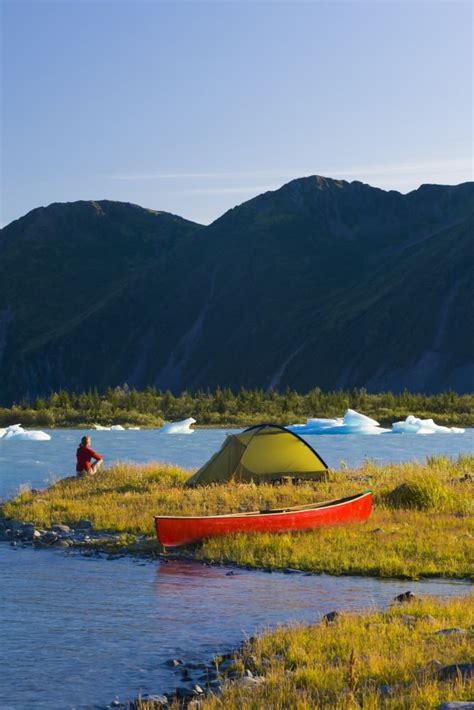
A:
0,176,472,402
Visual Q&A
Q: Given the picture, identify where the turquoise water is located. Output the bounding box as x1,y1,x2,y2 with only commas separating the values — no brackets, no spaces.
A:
1,427,473,500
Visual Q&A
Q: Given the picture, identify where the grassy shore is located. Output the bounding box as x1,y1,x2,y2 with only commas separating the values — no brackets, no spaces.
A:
3,455,473,579
188,594,474,710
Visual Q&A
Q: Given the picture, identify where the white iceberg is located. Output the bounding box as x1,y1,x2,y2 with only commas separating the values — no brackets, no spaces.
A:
0,424,51,441
127,426,141,430
288,409,390,435
94,424,111,430
391,415,465,435
110,425,125,431
160,417,196,434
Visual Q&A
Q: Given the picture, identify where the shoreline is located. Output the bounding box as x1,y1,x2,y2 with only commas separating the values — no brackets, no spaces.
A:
1,527,472,709
2,521,474,583
2,455,473,580
3,537,471,710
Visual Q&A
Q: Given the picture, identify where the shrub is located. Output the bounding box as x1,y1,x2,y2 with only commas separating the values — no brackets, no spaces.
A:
385,475,449,511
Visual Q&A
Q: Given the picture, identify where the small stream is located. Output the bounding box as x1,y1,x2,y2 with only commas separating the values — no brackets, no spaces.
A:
0,545,471,710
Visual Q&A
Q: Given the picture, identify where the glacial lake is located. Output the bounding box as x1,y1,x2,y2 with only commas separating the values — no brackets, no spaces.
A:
1,426,473,500
1,428,473,710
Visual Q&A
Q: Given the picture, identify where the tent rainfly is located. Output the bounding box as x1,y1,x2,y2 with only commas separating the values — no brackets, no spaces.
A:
185,423,328,487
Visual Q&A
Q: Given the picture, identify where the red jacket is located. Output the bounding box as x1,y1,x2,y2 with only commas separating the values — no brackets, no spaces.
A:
76,445,103,472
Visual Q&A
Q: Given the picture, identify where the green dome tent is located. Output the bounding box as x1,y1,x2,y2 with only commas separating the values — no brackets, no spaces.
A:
185,423,328,487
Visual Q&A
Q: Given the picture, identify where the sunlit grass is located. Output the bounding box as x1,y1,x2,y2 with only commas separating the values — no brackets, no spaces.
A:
2,455,473,578
192,594,474,710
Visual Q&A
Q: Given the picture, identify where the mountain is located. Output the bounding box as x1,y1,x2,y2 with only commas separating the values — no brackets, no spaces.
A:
0,178,473,402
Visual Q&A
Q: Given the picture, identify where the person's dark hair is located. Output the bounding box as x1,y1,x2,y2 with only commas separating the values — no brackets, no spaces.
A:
79,435,90,448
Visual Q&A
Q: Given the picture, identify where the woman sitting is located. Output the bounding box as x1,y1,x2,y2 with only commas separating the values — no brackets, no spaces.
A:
76,436,104,477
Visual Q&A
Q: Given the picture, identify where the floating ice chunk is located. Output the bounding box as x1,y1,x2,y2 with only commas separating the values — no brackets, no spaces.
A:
288,409,389,435
391,415,465,434
343,409,380,427
93,424,111,430
127,426,141,430
290,417,343,431
0,424,51,441
160,417,196,434
110,425,125,431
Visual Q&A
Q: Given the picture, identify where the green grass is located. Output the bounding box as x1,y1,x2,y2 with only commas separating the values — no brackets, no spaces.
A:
2,455,473,579
186,594,474,710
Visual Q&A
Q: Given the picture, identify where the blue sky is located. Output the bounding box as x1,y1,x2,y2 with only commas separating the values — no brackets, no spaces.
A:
1,0,472,226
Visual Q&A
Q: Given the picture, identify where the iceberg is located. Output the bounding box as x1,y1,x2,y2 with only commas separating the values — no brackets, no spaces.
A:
127,426,141,430
160,417,196,434
94,424,111,430
391,415,465,435
110,425,125,431
288,409,390,435
0,424,51,441
288,410,465,435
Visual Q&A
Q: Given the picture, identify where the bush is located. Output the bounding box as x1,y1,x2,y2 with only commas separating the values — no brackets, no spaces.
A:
385,475,449,511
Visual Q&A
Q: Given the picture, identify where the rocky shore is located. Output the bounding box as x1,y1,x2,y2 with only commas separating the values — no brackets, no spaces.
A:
2,515,472,710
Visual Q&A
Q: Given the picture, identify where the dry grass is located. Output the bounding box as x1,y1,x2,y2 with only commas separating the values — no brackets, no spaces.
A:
193,593,474,710
2,455,473,579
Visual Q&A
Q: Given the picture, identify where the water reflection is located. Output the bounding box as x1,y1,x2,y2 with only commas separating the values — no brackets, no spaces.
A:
0,548,471,710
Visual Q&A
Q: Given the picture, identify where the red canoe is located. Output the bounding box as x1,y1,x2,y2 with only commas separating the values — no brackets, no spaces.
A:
154,490,372,547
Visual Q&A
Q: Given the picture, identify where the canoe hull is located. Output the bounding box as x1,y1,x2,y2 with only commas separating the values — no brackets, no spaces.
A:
154,491,372,547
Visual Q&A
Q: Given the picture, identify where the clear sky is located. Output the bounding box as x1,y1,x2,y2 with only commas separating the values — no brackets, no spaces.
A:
1,0,472,227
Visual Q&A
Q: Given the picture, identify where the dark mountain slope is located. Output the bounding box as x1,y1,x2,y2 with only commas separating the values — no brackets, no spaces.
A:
0,200,203,401
171,177,473,393
0,178,472,402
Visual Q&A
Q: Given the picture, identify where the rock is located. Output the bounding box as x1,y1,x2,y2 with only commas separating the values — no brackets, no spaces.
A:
437,662,474,681
208,680,223,690
225,571,237,576
437,703,474,709
21,526,39,541
283,568,300,574
393,591,417,603
400,614,417,627
42,531,59,544
140,695,168,707
433,628,468,636
166,658,184,667
53,539,71,548
372,528,384,533
174,686,194,699
192,684,204,694
10,540,17,547
9,520,24,532
423,615,436,624
77,519,93,529
52,524,71,534
323,611,340,623
217,659,234,673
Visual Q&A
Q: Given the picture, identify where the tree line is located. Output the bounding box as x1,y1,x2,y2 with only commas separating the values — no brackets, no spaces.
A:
0,386,472,427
